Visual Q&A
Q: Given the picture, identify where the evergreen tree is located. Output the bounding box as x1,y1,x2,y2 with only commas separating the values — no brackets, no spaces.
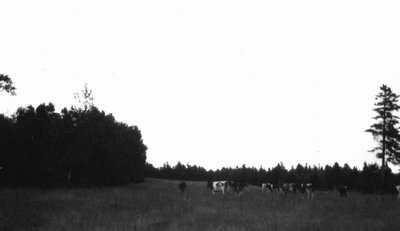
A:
366,84,400,190
73,83,94,111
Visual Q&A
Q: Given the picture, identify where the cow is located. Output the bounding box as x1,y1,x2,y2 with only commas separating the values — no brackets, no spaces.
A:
396,185,400,201
226,181,235,193
231,182,250,196
299,183,314,200
280,183,299,194
207,181,228,195
178,182,187,193
338,185,348,197
261,183,275,192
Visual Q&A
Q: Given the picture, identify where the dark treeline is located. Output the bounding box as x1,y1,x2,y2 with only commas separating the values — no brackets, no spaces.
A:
145,161,400,193
0,103,147,187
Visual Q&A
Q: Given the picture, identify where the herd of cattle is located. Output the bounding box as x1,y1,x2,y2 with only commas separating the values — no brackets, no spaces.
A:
178,181,400,200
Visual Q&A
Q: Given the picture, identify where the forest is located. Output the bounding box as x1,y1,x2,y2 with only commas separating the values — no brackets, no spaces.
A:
145,161,400,194
0,103,147,186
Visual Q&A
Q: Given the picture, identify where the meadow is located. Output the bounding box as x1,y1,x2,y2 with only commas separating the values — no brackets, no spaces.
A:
0,178,399,231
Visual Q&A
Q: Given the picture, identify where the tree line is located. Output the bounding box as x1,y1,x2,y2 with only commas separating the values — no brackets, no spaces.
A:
145,161,400,194
0,81,147,187
1,75,400,192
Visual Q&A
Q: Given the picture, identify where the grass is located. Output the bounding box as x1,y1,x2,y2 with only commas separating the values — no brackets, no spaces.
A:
0,178,399,231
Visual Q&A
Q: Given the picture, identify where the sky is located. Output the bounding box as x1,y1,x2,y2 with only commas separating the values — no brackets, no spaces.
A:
1,1,400,171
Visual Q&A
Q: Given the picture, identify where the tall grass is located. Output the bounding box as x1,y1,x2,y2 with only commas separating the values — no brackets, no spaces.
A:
0,178,399,231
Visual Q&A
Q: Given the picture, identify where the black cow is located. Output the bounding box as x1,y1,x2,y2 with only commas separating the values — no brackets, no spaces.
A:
178,182,187,193
338,185,348,197
280,183,301,194
231,182,250,196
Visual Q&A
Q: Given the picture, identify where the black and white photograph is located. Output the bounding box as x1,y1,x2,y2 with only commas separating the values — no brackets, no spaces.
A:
1,0,400,230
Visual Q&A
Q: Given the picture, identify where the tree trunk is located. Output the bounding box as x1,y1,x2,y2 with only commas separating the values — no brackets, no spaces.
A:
381,116,386,193
381,141,385,193
67,169,71,186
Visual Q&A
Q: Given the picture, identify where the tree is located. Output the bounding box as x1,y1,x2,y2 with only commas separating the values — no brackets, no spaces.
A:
74,83,94,111
0,74,16,95
366,84,400,190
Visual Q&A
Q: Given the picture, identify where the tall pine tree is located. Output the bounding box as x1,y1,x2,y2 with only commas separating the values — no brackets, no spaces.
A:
366,84,400,191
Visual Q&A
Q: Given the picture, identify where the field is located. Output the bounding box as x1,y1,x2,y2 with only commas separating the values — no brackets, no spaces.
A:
1,178,400,231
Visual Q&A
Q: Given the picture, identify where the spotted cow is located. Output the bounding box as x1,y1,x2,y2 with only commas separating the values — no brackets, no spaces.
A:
261,183,275,192
300,183,314,200
207,181,228,195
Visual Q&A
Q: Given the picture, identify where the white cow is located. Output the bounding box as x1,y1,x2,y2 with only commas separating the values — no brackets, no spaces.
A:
396,185,400,201
207,181,228,196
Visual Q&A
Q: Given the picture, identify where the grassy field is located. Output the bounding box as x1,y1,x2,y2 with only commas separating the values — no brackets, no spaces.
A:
1,178,399,231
